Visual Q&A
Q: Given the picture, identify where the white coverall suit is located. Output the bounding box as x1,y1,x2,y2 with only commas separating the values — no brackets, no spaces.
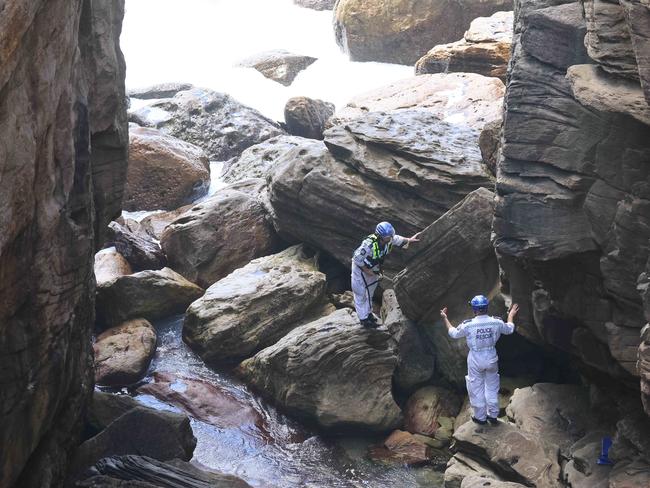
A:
351,234,407,320
448,315,515,421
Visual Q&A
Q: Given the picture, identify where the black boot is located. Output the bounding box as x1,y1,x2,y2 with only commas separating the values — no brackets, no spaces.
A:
471,416,487,425
487,416,499,425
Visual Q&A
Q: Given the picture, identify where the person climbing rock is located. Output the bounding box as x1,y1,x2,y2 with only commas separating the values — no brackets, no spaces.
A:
351,222,420,328
440,296,519,425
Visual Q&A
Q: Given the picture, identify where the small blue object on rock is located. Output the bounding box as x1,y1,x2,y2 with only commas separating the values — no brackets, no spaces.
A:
597,436,613,465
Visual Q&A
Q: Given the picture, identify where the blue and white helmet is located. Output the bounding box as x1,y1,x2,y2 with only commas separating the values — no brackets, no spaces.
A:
375,222,395,238
470,295,489,312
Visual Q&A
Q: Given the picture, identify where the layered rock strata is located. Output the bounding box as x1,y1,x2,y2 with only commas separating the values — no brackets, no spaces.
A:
0,1,127,486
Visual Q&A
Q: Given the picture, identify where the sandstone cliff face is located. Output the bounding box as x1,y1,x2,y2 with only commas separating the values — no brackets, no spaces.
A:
494,0,650,402
0,1,127,486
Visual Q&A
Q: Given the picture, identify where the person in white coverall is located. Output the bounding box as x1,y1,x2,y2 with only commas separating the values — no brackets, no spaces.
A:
351,222,420,328
440,296,519,425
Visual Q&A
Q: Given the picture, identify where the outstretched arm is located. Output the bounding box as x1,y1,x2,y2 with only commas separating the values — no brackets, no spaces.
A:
396,232,422,249
440,307,454,332
502,303,519,334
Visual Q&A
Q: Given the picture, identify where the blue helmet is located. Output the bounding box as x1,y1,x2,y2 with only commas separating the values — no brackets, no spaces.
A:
375,222,395,238
470,295,489,312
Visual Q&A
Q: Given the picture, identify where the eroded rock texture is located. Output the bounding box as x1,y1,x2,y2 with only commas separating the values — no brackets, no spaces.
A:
0,1,127,486
494,0,650,393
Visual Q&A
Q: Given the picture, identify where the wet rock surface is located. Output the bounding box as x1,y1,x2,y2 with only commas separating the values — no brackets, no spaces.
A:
239,308,402,431
284,96,335,139
127,82,193,100
331,73,505,129
368,430,438,466
79,455,253,488
416,11,513,81
237,49,317,86
333,0,513,65
96,268,204,328
94,319,157,387
124,126,210,211
107,221,166,271
183,245,328,363
394,188,498,385
161,181,281,288
129,87,285,160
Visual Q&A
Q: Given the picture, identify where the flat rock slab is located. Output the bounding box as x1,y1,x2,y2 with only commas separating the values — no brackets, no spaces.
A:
94,319,157,388
96,268,204,328
183,245,327,363
238,308,402,431
453,421,561,488
331,73,505,130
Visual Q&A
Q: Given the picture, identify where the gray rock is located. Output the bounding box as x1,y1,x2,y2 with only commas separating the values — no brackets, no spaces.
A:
96,267,204,328
160,181,281,288
293,0,336,9
333,0,513,65
183,245,328,363
478,118,501,176
237,49,317,86
93,319,157,388
562,431,611,488
87,392,141,433
129,87,285,160
80,455,252,488
127,82,194,100
381,290,435,391
461,477,527,488
69,407,196,481
106,221,166,272
444,453,505,488
640,324,650,415
620,0,650,104
124,126,210,211
138,205,192,240
284,96,335,139
393,188,498,385
521,2,591,70
584,0,640,80
238,308,402,431
222,135,306,183
452,421,561,488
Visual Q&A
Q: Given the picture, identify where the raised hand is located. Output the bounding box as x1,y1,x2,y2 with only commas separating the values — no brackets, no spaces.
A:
508,303,519,322
440,307,448,319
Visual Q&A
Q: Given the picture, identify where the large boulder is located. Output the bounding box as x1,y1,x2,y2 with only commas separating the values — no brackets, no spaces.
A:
137,372,267,430
94,319,157,387
128,87,285,160
127,82,193,100
80,455,252,488
284,96,335,140
561,431,611,488
106,221,166,271
221,135,306,183
94,248,132,287
381,290,435,391
294,0,336,9
333,0,513,65
620,0,650,104
393,188,498,385
415,11,513,81
237,50,317,86
160,180,281,288
238,308,402,431
505,383,604,452
68,407,196,481
138,205,192,240
452,422,561,488
86,392,142,433
331,73,505,130
403,386,462,438
183,245,328,363
268,111,493,275
368,430,440,466
124,126,210,211
493,0,650,380
444,453,505,488
96,268,204,328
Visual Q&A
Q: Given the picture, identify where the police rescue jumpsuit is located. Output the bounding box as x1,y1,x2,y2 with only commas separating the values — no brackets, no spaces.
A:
448,315,515,421
351,234,407,320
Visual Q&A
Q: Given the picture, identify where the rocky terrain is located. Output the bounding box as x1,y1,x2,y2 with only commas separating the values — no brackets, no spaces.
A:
2,0,650,486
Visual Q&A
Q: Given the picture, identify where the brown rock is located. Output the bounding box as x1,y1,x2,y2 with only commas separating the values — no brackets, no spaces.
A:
94,319,157,387
161,181,280,288
620,0,650,104
333,0,513,65
404,386,462,437
138,206,191,240
415,11,513,81
368,430,433,466
124,126,210,211
479,118,502,176
0,1,127,486
284,97,334,140
96,268,204,328
106,221,166,271
95,248,132,287
137,372,267,431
